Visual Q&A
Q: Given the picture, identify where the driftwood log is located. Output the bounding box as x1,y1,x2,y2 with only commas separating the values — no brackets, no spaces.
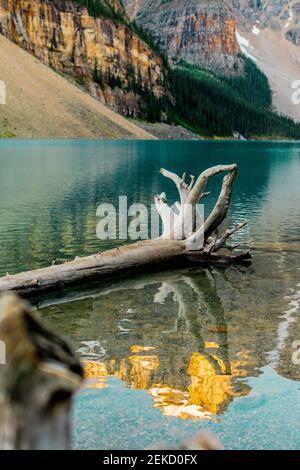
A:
0,293,83,450
0,164,251,296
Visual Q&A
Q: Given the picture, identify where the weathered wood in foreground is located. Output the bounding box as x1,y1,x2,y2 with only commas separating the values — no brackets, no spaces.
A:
0,293,83,450
0,164,251,296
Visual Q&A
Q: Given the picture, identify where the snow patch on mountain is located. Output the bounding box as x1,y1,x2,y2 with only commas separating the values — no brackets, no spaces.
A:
236,31,257,62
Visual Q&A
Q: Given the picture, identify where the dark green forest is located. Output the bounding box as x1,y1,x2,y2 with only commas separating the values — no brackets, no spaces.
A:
169,59,300,139
70,0,125,23
66,0,300,139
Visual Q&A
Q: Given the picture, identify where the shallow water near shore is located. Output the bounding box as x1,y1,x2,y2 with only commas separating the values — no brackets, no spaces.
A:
0,140,300,449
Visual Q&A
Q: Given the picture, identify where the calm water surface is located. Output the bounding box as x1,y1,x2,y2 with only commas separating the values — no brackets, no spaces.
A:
0,140,300,449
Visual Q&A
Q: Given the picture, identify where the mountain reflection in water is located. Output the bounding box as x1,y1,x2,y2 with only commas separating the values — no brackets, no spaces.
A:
41,269,256,421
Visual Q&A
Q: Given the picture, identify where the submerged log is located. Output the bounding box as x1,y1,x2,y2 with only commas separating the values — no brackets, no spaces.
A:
0,164,251,296
0,293,83,450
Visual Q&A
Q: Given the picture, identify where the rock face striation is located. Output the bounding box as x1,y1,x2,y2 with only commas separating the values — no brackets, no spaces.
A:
123,0,243,76
123,0,300,74
231,0,300,45
0,0,167,116
230,0,300,122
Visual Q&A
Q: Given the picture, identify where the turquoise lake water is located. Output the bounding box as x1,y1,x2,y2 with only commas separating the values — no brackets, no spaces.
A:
0,140,300,449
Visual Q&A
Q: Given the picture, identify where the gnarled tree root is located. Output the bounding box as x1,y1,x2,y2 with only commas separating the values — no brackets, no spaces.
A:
0,164,251,297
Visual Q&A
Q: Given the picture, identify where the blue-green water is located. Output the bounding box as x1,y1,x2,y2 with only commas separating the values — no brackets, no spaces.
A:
0,140,300,449
74,367,300,450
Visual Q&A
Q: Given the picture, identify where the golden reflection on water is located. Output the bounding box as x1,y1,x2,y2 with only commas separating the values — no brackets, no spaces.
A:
39,259,300,426
83,345,251,421
77,268,259,421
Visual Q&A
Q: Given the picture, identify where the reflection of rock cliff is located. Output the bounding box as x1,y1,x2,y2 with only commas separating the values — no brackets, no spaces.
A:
83,349,250,420
39,242,300,420
76,271,253,420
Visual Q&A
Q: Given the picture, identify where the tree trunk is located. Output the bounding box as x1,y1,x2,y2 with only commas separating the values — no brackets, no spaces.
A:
0,164,251,297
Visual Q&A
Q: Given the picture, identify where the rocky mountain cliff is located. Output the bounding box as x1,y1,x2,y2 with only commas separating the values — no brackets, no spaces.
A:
123,0,300,121
1,0,299,135
0,33,156,138
123,0,243,76
230,0,300,121
231,0,300,37
123,0,300,70
103,0,126,15
0,0,167,117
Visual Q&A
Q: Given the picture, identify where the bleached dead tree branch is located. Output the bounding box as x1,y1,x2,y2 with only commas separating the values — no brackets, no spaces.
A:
0,164,250,296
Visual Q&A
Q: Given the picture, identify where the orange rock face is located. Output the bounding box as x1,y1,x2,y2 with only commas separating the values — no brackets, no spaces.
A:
224,18,240,55
123,0,243,76
0,0,167,115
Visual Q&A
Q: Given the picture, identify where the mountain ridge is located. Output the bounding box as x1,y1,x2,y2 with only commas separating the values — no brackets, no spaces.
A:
124,0,243,76
123,0,300,122
1,0,300,138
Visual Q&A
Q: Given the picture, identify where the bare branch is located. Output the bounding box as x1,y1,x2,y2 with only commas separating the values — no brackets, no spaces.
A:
187,164,237,205
154,193,178,238
174,201,181,212
188,175,195,192
224,243,241,251
160,168,183,188
213,220,248,252
203,235,218,255
160,168,189,205
186,166,237,249
202,166,238,239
